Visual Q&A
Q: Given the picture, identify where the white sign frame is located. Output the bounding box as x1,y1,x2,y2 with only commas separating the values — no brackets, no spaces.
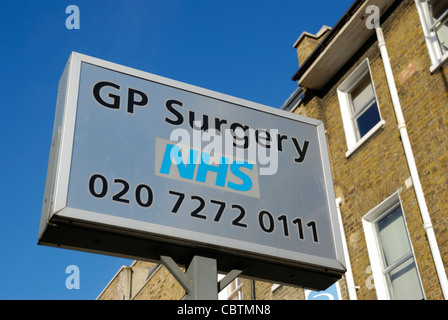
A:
39,52,346,290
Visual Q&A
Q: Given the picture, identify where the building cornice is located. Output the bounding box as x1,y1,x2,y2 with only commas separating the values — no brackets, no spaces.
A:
292,0,397,90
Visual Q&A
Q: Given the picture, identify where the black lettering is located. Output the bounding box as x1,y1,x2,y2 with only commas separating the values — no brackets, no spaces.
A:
165,99,184,125
93,81,120,109
277,134,288,152
168,190,185,213
89,174,108,198
112,178,130,203
307,221,319,242
255,129,271,148
259,210,274,233
291,137,310,163
277,214,289,237
230,122,249,149
214,118,227,133
293,218,304,240
231,204,247,228
127,88,148,114
135,184,153,208
210,199,226,222
190,195,207,219
189,111,209,131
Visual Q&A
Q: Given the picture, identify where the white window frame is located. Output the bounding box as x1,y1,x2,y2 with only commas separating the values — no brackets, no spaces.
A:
415,0,448,72
226,277,243,300
362,192,425,300
218,277,243,300
337,59,385,158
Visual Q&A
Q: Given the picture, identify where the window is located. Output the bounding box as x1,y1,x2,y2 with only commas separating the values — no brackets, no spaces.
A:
226,278,243,300
337,59,384,157
431,0,448,54
218,276,243,300
362,193,425,300
416,0,448,71
349,72,381,139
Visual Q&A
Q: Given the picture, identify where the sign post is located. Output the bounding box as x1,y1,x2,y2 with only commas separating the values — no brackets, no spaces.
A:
39,52,346,291
161,256,215,300
161,255,243,300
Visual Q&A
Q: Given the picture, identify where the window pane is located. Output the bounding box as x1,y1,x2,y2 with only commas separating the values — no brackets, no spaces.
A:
430,0,448,53
227,278,242,300
387,257,424,300
350,72,380,139
376,206,412,267
356,102,381,138
351,73,375,114
430,0,448,19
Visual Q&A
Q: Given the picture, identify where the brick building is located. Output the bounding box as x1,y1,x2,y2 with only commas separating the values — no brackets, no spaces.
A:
98,0,448,300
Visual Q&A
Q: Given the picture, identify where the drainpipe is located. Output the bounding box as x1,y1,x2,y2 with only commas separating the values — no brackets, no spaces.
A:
375,27,448,299
336,198,358,300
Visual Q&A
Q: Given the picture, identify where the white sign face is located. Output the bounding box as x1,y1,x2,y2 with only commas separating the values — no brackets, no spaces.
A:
39,52,345,289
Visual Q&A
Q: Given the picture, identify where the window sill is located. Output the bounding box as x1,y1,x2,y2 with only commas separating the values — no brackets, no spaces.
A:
430,51,448,73
345,120,385,158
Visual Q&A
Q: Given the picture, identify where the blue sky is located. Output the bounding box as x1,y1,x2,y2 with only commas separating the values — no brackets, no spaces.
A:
0,0,353,300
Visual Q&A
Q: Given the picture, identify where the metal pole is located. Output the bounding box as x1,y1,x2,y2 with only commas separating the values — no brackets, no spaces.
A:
185,256,218,300
161,255,243,300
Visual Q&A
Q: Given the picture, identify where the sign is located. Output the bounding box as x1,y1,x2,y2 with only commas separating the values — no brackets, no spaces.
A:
305,283,341,300
39,52,346,290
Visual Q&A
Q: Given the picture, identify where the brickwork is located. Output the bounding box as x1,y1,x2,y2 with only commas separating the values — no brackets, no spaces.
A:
97,261,156,300
133,265,186,300
294,26,331,66
97,268,124,300
293,0,447,300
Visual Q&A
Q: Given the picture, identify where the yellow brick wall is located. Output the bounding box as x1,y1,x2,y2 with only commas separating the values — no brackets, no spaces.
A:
97,268,124,300
133,265,186,300
293,0,447,300
294,28,330,66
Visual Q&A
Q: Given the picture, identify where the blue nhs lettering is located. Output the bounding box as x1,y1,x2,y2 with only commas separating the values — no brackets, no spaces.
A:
160,143,254,192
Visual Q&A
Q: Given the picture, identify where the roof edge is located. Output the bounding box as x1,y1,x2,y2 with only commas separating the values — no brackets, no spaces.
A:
291,0,366,82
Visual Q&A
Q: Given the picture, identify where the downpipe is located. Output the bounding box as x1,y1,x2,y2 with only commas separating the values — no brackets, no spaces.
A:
375,27,448,299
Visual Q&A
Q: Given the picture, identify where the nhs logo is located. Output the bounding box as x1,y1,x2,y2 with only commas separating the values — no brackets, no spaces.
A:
155,137,261,198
